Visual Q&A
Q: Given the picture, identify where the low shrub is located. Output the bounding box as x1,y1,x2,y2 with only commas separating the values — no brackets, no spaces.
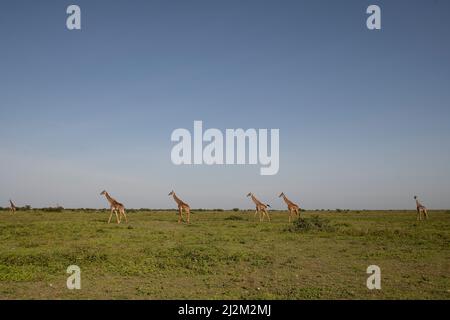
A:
287,216,335,232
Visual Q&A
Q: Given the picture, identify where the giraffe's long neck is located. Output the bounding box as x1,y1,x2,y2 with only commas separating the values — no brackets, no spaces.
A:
10,200,15,208
416,199,423,208
172,193,182,205
104,192,115,205
282,195,290,205
251,195,262,206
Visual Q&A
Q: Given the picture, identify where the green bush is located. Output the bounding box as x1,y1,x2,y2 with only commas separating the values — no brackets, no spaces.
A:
232,208,239,212
288,216,335,232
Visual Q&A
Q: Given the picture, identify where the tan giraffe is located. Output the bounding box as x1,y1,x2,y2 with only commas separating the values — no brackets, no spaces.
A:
279,192,300,222
168,190,191,224
100,190,128,224
414,195,428,221
9,199,17,214
246,192,271,222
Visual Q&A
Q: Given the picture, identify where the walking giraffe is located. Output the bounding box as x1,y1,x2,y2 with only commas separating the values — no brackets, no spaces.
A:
9,199,17,214
100,190,128,224
414,195,428,221
279,192,300,222
168,190,191,224
247,193,271,222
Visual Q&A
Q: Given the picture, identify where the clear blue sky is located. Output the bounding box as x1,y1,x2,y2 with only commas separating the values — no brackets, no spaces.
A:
1,0,449,209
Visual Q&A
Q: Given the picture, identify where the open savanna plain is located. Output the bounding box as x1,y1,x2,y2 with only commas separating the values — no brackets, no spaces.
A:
0,209,449,299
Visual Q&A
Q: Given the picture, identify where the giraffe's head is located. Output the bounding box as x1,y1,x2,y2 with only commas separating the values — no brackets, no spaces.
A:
168,190,174,196
279,192,285,198
100,190,106,196
414,195,417,200
246,193,252,197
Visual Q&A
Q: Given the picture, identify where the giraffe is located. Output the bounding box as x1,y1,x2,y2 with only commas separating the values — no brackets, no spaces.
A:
168,190,191,224
414,195,428,221
9,199,17,214
100,190,128,224
279,192,300,222
246,193,271,222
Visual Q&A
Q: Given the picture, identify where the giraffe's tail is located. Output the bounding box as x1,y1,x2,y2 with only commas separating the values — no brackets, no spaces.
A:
266,204,271,208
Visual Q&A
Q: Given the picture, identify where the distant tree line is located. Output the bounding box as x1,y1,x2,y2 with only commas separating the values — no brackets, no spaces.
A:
1,207,409,213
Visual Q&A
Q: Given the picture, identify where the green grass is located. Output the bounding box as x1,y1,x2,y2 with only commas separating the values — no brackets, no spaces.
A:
0,210,449,299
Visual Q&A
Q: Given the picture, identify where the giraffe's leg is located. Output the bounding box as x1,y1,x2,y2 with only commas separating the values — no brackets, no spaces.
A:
114,209,120,224
121,208,128,223
424,209,428,220
289,211,291,223
260,208,267,222
186,207,190,224
264,208,271,222
108,209,114,223
254,210,259,218
178,207,183,224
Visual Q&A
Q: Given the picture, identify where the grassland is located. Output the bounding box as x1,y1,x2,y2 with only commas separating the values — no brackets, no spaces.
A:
0,209,449,299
